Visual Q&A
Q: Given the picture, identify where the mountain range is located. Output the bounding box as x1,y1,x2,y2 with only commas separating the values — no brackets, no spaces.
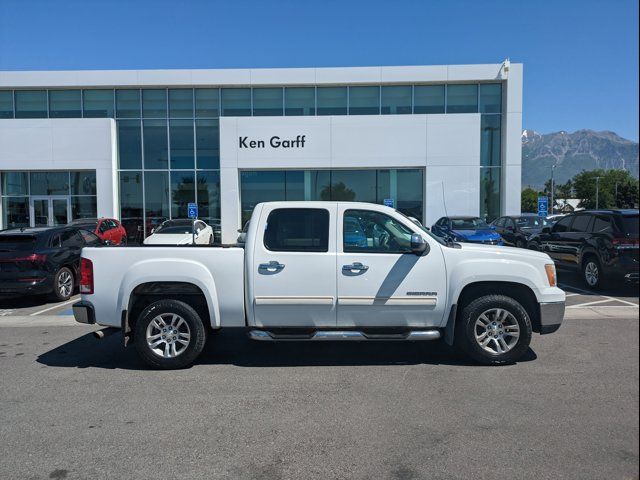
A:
521,129,639,189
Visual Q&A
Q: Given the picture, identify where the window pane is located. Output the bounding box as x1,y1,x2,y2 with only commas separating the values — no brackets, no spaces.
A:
480,84,502,114
381,86,412,115
195,88,219,117
343,210,412,253
169,89,194,118
264,208,329,252
196,171,220,233
2,197,29,228
117,120,142,169
83,89,114,118
413,85,445,114
240,171,286,224
330,170,376,202
480,115,501,167
116,89,141,118
480,167,501,221
49,90,81,118
71,171,97,195
252,88,283,116
284,87,315,116
169,119,194,169
195,119,219,169
348,86,380,115
0,90,14,118
14,90,47,118
30,172,69,195
142,89,167,118
71,196,97,220
144,171,169,234
143,120,168,169
119,171,143,243
570,214,593,233
396,169,424,220
221,88,251,116
284,170,305,200
171,171,195,218
2,172,29,195
447,84,478,113
317,87,347,115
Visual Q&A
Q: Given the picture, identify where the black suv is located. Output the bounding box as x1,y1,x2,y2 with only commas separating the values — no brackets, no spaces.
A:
527,210,639,289
0,226,103,301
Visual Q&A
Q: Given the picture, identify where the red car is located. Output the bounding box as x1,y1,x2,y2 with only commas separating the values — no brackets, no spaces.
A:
70,218,127,245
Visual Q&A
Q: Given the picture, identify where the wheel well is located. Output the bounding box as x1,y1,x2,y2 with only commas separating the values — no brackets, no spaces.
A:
124,282,211,344
456,281,541,333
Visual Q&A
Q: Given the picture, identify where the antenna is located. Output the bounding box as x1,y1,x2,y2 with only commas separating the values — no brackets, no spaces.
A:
441,181,449,218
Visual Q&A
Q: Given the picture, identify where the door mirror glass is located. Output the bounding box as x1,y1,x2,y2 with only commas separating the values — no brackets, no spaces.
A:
410,233,428,255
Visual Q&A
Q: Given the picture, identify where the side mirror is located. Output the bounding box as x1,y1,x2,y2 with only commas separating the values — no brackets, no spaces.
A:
410,233,428,255
150,228,155,234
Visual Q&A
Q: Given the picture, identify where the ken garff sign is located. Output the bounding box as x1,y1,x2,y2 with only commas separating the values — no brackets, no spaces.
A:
537,196,548,217
187,203,198,219
239,135,306,149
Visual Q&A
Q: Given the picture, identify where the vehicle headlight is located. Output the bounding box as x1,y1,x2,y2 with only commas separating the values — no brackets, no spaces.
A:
545,264,557,287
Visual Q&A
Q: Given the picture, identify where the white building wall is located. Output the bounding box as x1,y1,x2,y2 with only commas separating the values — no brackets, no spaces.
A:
0,119,118,228
219,114,481,243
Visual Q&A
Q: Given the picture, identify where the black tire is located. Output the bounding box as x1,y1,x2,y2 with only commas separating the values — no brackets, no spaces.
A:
455,294,533,365
582,256,604,290
134,299,207,369
50,267,74,302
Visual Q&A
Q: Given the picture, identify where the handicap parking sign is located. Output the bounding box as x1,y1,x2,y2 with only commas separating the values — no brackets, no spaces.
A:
187,203,198,219
383,198,395,208
537,197,548,217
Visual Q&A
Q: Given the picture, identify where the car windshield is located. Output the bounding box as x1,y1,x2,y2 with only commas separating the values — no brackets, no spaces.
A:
619,215,639,235
0,235,36,251
516,216,550,228
451,218,489,230
154,221,193,234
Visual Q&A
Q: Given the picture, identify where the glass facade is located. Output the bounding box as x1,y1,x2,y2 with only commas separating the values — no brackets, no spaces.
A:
1,170,97,229
240,169,424,225
2,81,504,235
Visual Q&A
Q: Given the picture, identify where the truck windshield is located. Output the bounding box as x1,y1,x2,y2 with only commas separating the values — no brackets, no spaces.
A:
394,210,447,246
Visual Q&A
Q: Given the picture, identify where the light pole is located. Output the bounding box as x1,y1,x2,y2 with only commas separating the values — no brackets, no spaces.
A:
595,176,601,209
550,164,557,214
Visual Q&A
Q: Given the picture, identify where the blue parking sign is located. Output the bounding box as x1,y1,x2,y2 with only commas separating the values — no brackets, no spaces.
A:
187,203,198,219
537,196,548,217
383,198,395,208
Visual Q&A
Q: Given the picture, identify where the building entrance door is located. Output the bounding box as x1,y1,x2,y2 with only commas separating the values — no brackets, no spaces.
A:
29,197,70,227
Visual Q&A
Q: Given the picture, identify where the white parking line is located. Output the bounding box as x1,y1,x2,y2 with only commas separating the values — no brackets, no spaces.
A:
567,298,618,308
29,298,77,316
559,283,638,307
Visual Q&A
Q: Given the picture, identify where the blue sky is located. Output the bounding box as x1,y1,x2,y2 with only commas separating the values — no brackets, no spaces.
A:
0,0,638,140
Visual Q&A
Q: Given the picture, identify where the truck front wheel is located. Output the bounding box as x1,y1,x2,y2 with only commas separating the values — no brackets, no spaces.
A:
134,299,207,369
455,294,532,365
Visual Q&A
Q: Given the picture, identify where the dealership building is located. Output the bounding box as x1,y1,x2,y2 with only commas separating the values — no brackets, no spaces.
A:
0,62,522,243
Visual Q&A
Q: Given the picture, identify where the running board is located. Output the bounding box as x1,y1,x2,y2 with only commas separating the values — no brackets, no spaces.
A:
248,329,441,342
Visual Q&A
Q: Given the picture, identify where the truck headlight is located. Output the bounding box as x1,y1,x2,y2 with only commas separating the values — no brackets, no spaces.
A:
545,264,557,287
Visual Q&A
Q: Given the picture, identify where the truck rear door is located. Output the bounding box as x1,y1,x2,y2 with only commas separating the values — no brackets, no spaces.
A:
336,205,447,328
250,204,337,328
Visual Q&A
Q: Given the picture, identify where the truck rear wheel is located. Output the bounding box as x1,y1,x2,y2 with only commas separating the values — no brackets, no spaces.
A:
134,299,206,369
455,294,532,365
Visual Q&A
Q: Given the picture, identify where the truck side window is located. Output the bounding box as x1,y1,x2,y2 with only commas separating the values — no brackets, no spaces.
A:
343,210,413,253
264,208,329,252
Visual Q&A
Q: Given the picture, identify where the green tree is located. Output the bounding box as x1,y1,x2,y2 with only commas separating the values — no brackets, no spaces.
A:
521,187,541,213
573,169,639,209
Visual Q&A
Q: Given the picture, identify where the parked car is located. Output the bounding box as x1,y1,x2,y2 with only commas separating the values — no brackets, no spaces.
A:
492,214,551,248
70,218,127,245
73,201,565,369
527,209,639,289
143,219,214,245
431,216,503,245
0,226,103,301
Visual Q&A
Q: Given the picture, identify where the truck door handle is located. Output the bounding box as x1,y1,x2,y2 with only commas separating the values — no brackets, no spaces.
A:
342,262,369,273
259,261,285,272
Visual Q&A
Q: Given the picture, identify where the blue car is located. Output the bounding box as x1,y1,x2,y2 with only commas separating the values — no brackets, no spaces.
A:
431,216,503,245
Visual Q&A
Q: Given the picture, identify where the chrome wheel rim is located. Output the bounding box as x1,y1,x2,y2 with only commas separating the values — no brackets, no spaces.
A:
474,308,520,355
58,270,73,298
146,313,191,358
585,262,599,286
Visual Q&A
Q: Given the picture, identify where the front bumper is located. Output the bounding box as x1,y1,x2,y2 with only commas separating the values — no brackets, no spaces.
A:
539,301,565,334
73,301,96,325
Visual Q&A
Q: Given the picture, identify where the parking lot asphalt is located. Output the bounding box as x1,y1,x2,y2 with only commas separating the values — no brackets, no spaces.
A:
0,310,638,480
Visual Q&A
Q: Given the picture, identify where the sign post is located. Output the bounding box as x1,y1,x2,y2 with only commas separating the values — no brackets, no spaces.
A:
188,203,198,245
537,196,549,218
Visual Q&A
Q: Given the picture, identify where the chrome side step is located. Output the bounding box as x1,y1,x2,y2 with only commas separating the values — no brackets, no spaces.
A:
248,329,441,342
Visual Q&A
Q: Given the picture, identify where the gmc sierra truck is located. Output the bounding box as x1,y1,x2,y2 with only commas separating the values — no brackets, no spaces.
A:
73,202,565,369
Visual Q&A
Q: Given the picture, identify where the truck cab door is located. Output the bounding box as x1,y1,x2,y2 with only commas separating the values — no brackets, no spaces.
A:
336,205,447,328
250,205,337,328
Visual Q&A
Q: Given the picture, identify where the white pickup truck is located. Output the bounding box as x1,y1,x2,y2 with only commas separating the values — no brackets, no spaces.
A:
73,202,565,369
